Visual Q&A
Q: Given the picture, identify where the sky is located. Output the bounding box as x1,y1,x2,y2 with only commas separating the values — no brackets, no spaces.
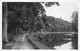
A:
42,0,78,22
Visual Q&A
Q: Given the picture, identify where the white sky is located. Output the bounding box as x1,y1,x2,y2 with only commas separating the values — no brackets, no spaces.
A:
42,0,78,22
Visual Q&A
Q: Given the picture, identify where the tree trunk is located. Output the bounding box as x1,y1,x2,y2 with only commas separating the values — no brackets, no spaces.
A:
3,2,8,42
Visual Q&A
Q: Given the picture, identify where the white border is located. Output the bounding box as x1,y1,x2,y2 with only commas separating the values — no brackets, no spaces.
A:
0,0,80,51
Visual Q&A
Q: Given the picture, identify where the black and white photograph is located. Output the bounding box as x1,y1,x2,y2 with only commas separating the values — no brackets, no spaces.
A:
2,0,78,50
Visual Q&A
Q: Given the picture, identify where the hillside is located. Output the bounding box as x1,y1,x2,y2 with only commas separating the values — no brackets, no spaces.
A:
43,16,72,32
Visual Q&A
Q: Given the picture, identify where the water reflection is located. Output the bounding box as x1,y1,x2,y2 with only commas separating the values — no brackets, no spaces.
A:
54,41,73,49
36,33,78,49
53,34,78,49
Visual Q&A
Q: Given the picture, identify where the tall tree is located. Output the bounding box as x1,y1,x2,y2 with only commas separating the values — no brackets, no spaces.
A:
71,11,78,32
3,2,8,42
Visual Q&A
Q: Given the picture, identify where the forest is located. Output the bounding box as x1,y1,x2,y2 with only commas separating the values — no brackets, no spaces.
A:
2,2,78,49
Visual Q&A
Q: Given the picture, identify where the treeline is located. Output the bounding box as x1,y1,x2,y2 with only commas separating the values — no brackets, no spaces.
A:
42,16,72,32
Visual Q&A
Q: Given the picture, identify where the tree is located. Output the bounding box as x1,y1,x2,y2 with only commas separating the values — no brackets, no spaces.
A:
7,2,45,32
7,2,60,33
42,2,60,7
71,11,78,32
71,11,78,49
2,2,8,42
41,2,60,30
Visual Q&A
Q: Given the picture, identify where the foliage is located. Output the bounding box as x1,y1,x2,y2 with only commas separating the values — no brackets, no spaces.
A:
43,16,72,32
42,2,60,7
71,11,78,49
7,2,45,34
7,2,60,41
71,11,78,32
7,2,60,35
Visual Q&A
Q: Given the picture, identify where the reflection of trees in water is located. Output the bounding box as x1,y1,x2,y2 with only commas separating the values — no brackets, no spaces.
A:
35,34,71,47
34,33,78,49
72,34,78,49
53,34,78,49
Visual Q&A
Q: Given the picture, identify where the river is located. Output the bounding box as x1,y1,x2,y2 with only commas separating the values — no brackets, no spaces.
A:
53,34,78,50
54,41,73,49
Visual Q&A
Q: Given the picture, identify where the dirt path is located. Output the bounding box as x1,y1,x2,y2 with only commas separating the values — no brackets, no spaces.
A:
27,35,52,49
11,33,50,49
12,33,34,49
